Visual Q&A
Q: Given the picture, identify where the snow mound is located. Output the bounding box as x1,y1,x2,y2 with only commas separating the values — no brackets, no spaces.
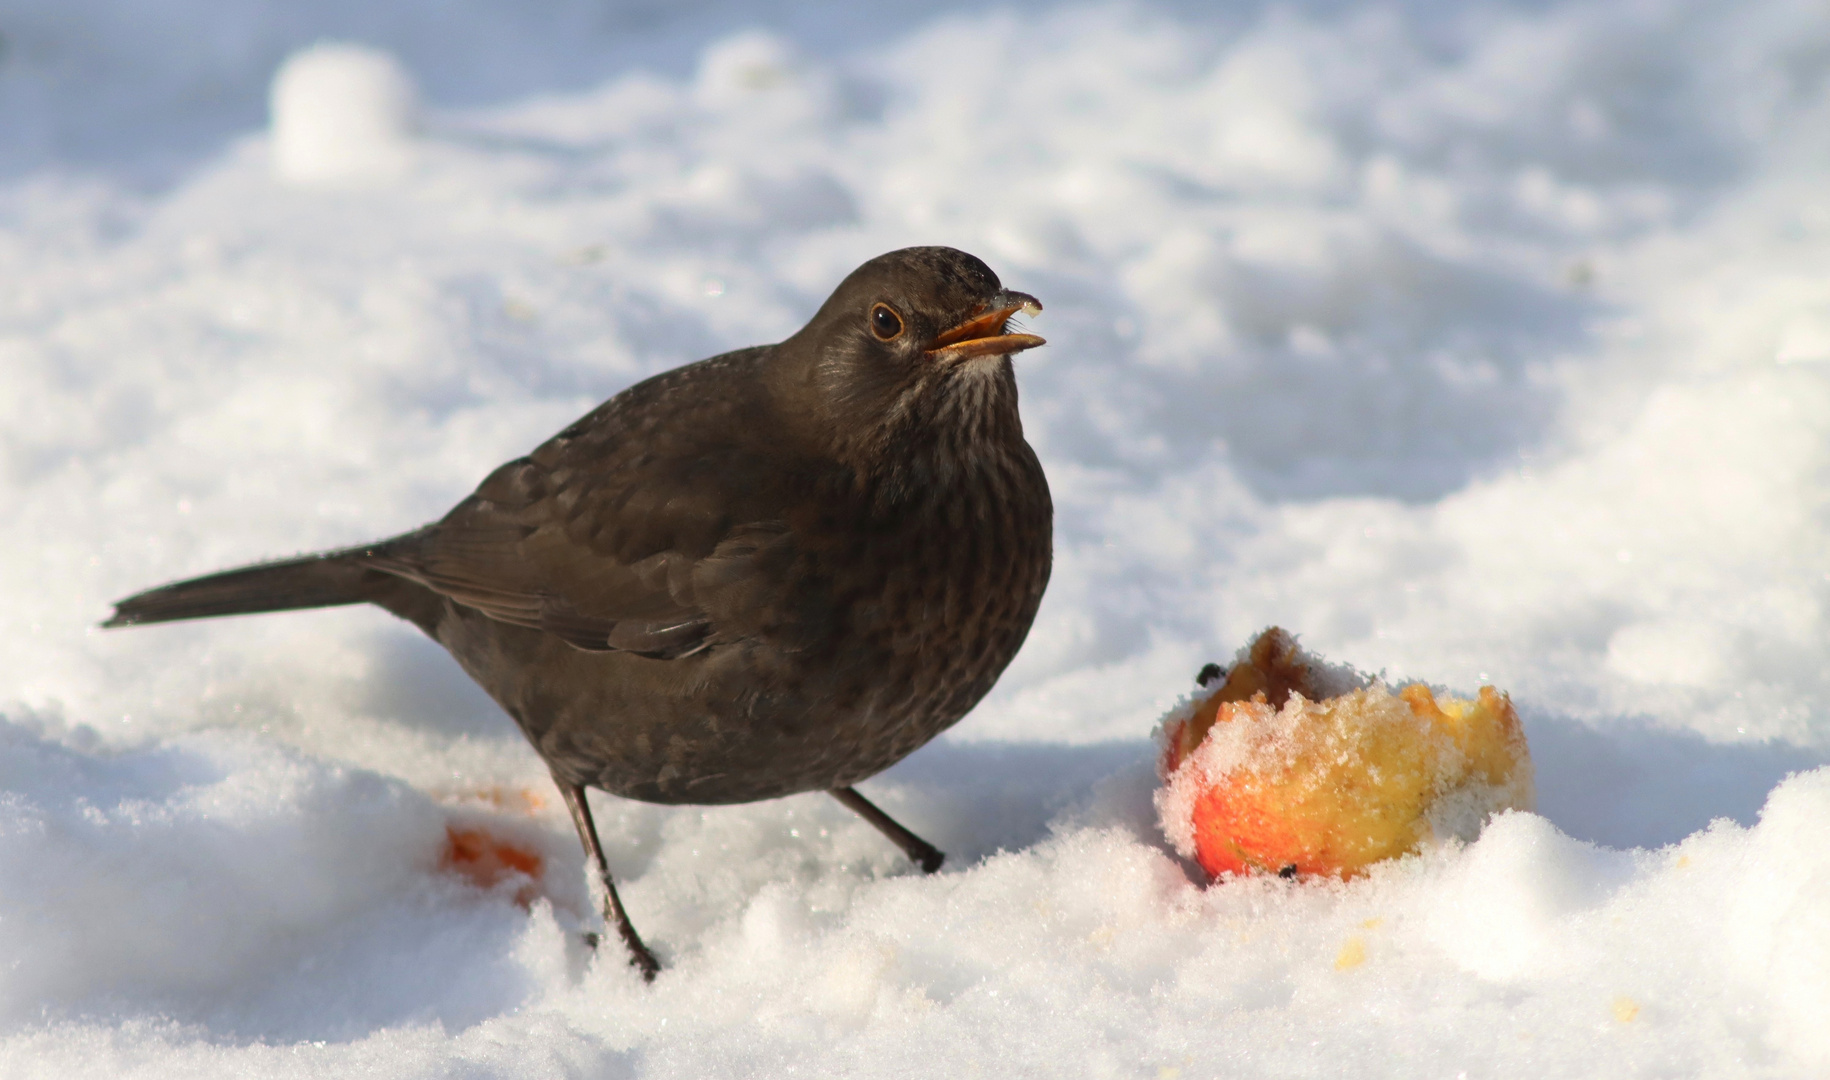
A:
270,43,420,186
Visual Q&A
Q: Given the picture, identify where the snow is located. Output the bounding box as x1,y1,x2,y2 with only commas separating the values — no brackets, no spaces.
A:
269,43,421,186
3,0,1830,1074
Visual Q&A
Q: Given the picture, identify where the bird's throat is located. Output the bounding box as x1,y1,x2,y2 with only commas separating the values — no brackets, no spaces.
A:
844,360,1026,512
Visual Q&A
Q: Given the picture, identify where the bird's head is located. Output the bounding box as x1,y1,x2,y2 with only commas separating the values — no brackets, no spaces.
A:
781,247,1045,453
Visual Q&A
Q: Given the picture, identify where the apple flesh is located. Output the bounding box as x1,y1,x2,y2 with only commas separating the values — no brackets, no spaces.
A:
1157,629,1533,881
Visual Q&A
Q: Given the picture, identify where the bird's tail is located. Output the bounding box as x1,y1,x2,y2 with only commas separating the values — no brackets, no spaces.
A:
103,547,395,628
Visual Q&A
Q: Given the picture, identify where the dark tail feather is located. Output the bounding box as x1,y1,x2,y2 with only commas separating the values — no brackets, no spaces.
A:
103,548,392,628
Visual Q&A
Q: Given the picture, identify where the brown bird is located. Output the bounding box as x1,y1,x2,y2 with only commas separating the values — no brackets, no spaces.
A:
105,246,1053,980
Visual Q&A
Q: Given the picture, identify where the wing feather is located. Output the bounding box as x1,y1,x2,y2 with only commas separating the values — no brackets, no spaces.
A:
358,348,807,658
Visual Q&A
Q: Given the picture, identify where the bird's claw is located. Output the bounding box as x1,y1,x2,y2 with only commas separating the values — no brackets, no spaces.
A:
580,928,661,982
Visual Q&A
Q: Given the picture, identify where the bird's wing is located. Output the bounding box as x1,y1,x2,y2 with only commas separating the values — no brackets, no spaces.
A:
366,509,725,656
365,350,808,657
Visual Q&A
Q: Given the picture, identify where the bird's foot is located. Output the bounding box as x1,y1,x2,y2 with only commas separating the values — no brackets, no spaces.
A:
830,786,946,874
581,927,661,982
911,842,945,875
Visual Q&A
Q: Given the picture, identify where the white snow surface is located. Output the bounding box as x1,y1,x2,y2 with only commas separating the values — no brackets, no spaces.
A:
270,43,421,186
5,0,1830,1075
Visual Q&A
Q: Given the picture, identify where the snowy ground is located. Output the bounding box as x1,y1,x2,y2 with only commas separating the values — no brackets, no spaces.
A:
5,0,1830,1075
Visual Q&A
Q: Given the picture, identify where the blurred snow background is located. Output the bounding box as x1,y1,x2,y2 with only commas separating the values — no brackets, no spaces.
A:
4,0,1830,1075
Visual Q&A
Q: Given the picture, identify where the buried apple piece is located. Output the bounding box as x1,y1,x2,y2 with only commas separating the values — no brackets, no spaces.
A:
1157,627,1534,881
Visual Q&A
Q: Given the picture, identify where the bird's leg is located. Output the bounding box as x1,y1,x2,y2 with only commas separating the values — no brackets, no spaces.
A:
556,780,660,982
830,786,945,873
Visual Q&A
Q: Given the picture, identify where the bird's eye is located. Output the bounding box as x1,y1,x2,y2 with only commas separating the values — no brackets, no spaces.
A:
871,303,904,341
